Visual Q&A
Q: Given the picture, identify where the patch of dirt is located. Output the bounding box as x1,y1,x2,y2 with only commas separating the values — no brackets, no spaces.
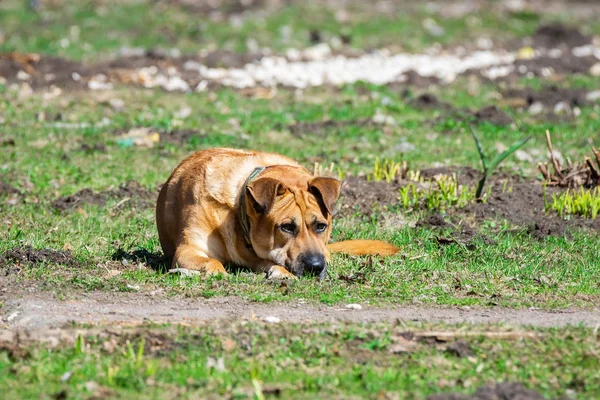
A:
78,143,108,153
531,23,592,49
0,51,259,91
427,382,545,400
416,213,450,229
388,72,441,91
0,53,88,90
159,129,203,144
338,176,402,218
52,188,108,210
2,292,599,330
408,93,453,111
0,246,78,276
515,54,598,79
473,106,513,125
0,181,20,196
287,119,377,137
445,339,474,358
503,86,589,108
52,181,157,211
338,171,599,237
462,181,599,238
407,94,513,126
418,166,482,185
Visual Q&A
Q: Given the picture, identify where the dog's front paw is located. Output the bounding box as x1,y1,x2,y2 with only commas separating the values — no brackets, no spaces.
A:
169,268,202,276
267,265,297,280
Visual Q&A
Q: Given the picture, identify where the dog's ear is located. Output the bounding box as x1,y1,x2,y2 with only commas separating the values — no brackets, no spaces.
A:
246,178,287,214
309,177,342,216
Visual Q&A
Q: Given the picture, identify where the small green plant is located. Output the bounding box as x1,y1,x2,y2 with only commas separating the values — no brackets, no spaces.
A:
545,186,600,219
126,338,146,367
74,334,85,355
470,127,531,199
398,174,481,211
367,158,405,183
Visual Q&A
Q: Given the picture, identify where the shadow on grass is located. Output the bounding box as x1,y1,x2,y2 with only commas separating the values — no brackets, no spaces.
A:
111,248,255,275
111,248,169,272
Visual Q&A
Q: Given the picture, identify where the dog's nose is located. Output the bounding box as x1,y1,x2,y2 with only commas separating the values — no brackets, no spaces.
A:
300,253,326,276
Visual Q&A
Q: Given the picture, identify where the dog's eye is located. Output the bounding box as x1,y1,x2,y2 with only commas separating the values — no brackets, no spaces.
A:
280,223,296,234
315,222,328,233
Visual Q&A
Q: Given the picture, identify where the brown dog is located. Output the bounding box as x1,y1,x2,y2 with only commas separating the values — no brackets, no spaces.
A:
156,148,398,279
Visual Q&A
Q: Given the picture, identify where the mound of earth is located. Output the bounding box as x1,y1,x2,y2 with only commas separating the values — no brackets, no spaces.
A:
52,181,157,211
531,23,591,49
287,119,377,137
0,246,78,276
503,86,589,108
473,106,513,125
0,181,20,196
338,176,403,218
408,93,454,110
338,170,600,237
427,382,544,400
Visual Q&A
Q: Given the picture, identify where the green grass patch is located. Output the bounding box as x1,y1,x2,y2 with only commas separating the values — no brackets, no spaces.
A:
545,187,600,219
1,322,598,399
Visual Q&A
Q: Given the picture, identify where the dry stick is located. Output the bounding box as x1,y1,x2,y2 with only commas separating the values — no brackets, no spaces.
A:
585,157,600,183
560,168,589,187
545,130,564,179
593,147,600,171
562,168,589,182
537,163,551,181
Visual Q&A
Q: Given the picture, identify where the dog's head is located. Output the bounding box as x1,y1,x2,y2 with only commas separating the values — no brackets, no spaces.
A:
244,167,341,279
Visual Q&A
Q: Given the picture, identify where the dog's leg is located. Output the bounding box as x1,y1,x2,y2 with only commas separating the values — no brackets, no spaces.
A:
169,244,228,276
256,261,297,280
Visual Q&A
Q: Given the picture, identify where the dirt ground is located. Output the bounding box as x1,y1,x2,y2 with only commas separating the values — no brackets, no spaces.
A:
340,169,600,237
1,291,598,330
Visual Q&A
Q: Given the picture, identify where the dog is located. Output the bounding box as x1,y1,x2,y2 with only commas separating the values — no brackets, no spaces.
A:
156,148,398,280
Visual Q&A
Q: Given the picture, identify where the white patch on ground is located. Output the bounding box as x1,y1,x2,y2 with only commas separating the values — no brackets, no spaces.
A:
99,43,600,91
185,45,517,88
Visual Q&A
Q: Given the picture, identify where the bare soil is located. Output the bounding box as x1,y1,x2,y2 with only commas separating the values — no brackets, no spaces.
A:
503,86,589,108
409,93,454,110
531,23,592,49
1,291,598,330
472,105,513,125
286,119,378,137
0,246,78,276
0,180,20,196
428,382,544,400
52,180,157,211
338,170,600,237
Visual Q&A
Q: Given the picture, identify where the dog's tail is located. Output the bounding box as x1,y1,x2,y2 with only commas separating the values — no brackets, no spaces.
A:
327,240,399,257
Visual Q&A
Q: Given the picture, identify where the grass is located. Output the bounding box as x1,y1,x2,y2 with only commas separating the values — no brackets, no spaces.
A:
2,1,600,398
4,205,600,308
397,174,481,211
1,77,600,308
545,187,600,219
0,0,561,60
1,322,599,399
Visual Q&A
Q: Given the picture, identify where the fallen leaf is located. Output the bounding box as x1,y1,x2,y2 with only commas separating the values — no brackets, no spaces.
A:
222,339,236,352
